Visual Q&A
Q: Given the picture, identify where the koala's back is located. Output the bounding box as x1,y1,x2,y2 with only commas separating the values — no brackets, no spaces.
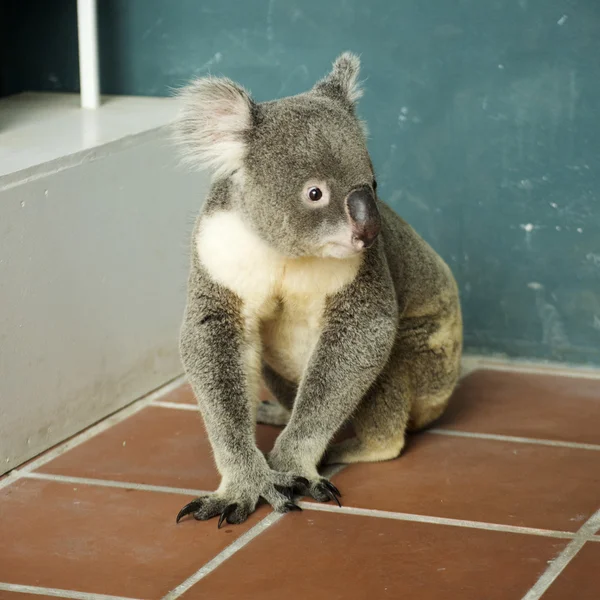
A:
376,201,462,428
379,201,460,320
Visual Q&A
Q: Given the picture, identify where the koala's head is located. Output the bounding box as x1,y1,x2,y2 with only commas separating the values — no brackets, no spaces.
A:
176,52,380,259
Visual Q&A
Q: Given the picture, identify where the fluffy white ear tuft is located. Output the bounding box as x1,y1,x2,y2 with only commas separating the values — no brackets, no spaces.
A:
174,77,254,178
314,52,363,106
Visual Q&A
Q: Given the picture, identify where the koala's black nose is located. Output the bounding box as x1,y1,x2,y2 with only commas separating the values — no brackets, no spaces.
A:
346,187,381,248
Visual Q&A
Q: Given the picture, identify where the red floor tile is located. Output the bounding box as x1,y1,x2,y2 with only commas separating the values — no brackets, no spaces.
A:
438,370,600,444
37,406,281,491
328,432,600,532
1,368,598,599
0,478,268,599
182,510,566,600
161,382,197,404
541,542,600,600
163,382,274,405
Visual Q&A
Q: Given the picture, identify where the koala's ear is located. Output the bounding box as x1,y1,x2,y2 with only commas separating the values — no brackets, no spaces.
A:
174,77,254,178
313,52,363,107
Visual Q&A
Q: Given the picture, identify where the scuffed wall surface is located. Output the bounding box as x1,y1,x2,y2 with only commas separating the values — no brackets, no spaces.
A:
0,130,208,472
2,0,600,364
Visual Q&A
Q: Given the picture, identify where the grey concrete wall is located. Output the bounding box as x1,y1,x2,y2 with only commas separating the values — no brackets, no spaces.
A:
0,128,207,473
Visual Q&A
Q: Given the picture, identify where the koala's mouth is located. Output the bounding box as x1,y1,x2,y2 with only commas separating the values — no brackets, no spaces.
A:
323,240,363,259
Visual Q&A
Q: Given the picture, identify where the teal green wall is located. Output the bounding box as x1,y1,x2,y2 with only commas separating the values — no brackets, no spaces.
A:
4,0,600,365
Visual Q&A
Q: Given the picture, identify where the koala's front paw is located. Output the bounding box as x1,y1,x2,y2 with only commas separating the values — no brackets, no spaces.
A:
175,471,305,527
176,494,253,527
296,476,342,506
268,452,342,507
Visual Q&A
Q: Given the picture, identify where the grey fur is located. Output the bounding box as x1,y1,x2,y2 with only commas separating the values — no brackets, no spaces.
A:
175,52,462,526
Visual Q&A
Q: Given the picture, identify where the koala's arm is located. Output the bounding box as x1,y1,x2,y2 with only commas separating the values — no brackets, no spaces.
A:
269,250,398,477
179,261,303,521
180,268,262,474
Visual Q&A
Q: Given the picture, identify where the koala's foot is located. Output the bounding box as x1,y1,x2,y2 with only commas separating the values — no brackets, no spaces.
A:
267,453,342,506
176,472,306,527
325,436,405,465
176,495,253,527
256,401,290,426
297,477,342,506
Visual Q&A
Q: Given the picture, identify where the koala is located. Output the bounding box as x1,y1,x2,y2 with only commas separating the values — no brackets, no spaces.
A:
174,53,462,527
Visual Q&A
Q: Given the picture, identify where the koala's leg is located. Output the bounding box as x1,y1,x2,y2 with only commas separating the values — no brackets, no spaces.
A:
261,363,297,411
407,389,453,432
268,270,397,504
256,401,291,427
256,364,298,427
255,363,296,426
325,343,411,465
325,382,453,464
177,278,304,526
327,313,461,463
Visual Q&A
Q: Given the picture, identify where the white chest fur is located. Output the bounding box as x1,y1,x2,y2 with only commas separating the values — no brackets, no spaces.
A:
196,211,361,382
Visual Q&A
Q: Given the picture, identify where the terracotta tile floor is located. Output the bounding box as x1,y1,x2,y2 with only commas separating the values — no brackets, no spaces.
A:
1,368,599,600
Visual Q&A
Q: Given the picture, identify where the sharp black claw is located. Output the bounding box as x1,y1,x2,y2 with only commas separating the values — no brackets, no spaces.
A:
324,480,342,498
294,476,310,487
321,485,342,507
218,503,238,529
284,501,302,512
176,499,202,523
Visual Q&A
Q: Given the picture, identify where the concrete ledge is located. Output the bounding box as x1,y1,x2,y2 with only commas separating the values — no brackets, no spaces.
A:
0,93,207,473
0,92,180,185
461,354,600,380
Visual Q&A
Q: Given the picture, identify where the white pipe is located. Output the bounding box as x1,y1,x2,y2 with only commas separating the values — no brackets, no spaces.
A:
77,0,100,109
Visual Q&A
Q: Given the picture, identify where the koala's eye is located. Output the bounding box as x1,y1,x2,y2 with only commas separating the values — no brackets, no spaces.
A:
302,182,329,208
372,179,378,191
308,187,323,202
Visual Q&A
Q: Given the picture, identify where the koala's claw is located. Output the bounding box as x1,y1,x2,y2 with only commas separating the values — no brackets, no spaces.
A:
176,499,203,523
176,495,251,526
275,476,309,500
307,479,342,507
316,481,342,507
280,473,343,506
324,480,342,498
218,503,239,529
175,474,302,526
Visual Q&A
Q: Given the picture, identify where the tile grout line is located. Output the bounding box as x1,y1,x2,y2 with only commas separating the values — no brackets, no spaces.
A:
162,512,283,599
16,470,600,542
428,429,600,451
22,471,210,497
151,400,197,411
0,582,142,600
521,508,600,600
298,502,582,540
146,398,600,452
149,400,195,408
0,375,186,492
